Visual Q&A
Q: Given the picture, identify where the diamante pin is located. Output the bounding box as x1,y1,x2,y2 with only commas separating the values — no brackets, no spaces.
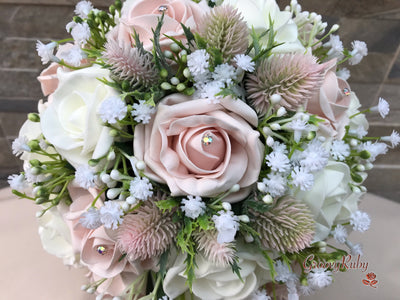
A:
343,88,350,96
97,246,106,255
202,133,213,146
158,5,168,13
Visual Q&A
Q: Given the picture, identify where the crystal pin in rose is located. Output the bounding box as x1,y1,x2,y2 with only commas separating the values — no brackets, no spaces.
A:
158,5,168,13
202,133,213,146
97,246,107,255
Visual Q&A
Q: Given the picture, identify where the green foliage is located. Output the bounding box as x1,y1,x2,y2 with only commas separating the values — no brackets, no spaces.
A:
156,198,180,213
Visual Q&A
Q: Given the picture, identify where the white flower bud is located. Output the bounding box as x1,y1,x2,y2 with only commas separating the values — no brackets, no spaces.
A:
36,211,45,218
230,184,240,193
262,194,273,204
317,241,327,247
96,294,104,300
257,182,267,192
136,160,146,170
239,215,250,223
87,287,95,294
244,234,254,243
270,123,281,131
107,180,117,188
101,173,111,184
163,50,173,58
356,165,365,172
81,285,89,291
118,194,127,201
277,107,287,117
319,247,327,253
364,162,373,170
266,136,274,147
270,94,282,105
121,202,130,212
360,186,367,192
107,150,116,161
263,126,273,135
107,188,122,199
352,186,362,193
318,136,326,142
170,77,180,85
126,196,137,205
331,24,339,32
222,202,232,211
110,169,122,180
350,139,359,147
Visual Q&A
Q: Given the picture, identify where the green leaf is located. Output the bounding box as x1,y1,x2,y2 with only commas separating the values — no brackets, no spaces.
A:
156,198,180,212
132,30,146,56
158,250,170,277
197,214,211,231
181,23,196,49
194,33,207,50
230,258,243,282
209,47,223,66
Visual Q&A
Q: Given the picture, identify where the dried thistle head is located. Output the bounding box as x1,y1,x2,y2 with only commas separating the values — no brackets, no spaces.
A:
194,229,236,267
251,197,315,253
198,5,249,60
116,201,178,261
103,38,158,87
246,53,326,114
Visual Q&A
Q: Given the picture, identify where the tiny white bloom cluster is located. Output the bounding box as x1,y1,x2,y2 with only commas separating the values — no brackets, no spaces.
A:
350,210,371,232
187,49,210,78
247,289,271,300
361,141,388,162
99,201,124,230
129,177,153,201
381,130,400,148
12,136,31,156
80,207,102,229
8,174,29,192
336,68,350,81
307,268,332,289
131,100,156,124
59,44,87,67
291,166,314,191
75,165,97,189
332,224,348,243
212,210,240,244
36,41,58,64
99,96,128,124
66,21,91,45
233,54,255,72
324,35,344,59
181,195,206,219
330,140,351,161
75,0,94,19
349,40,368,65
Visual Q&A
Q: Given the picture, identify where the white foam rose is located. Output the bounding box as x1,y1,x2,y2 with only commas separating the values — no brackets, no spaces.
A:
223,0,304,53
294,161,362,241
163,243,271,300
38,204,79,266
41,65,118,168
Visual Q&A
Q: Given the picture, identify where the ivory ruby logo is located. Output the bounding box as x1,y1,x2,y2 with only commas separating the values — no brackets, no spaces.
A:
362,272,378,288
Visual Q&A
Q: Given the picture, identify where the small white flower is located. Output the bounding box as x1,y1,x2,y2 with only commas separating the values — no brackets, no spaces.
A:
12,136,31,156
246,289,271,300
300,140,329,172
330,140,351,161
59,44,87,67
298,284,315,296
350,210,371,232
274,260,297,283
349,125,368,139
233,54,255,72
336,68,350,81
8,174,29,192
349,40,368,65
68,22,91,45
131,100,156,124
271,141,288,154
332,224,348,243
181,195,206,219
266,151,291,173
350,243,363,256
262,173,287,198
99,201,124,230
307,268,332,289
129,177,153,201
212,63,237,85
25,166,47,183
98,96,128,124
187,49,210,77
75,165,97,189
381,130,400,148
212,210,240,244
361,141,388,161
199,80,224,103
79,207,102,229
370,97,390,119
286,119,311,143
325,35,344,58
39,139,49,150
36,41,58,64
75,0,93,18
291,166,314,191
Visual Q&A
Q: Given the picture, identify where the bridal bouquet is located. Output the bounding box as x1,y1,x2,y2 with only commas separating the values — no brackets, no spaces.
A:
9,0,398,299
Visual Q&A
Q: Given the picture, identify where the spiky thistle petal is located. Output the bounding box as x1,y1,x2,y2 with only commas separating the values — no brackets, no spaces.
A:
251,197,315,253
246,53,326,114
194,229,236,267
199,5,249,60
116,200,178,261
103,38,158,87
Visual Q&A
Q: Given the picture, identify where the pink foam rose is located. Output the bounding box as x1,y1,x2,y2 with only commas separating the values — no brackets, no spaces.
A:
109,0,209,50
306,59,352,138
63,185,103,254
81,226,128,278
134,94,264,203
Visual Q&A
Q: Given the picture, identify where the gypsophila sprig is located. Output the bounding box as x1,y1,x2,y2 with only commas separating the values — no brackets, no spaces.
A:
12,1,398,298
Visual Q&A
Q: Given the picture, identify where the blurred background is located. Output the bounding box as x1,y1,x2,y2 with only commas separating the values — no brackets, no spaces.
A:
0,0,399,201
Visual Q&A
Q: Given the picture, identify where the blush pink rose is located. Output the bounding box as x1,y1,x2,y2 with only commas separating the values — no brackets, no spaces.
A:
134,94,264,203
306,59,351,138
63,185,103,254
110,0,209,50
